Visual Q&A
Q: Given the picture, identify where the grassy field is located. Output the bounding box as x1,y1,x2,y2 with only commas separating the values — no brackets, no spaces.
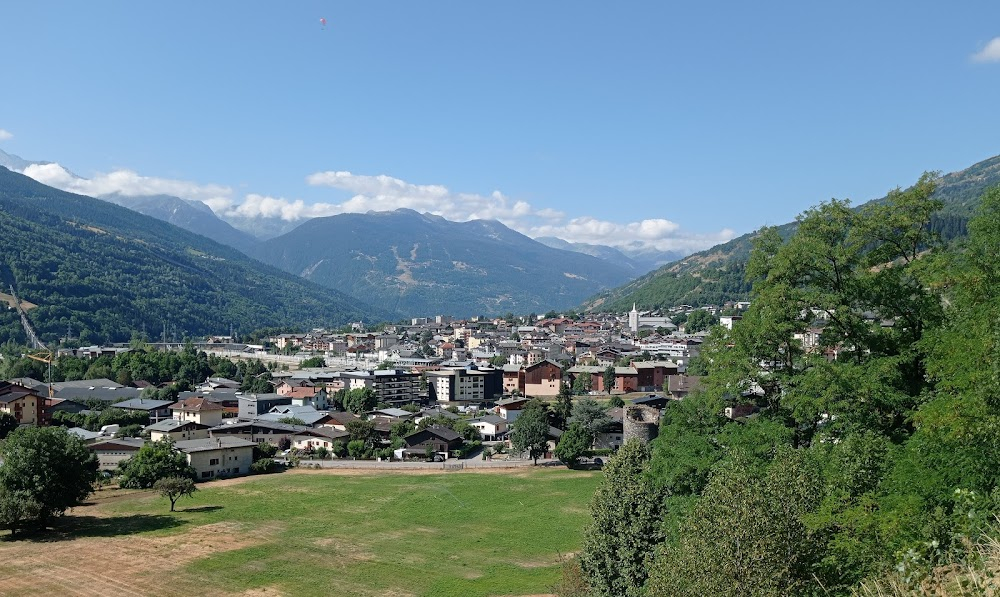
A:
0,468,601,597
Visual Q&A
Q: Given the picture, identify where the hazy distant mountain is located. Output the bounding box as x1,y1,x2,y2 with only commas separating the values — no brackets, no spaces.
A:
101,192,258,254
248,208,636,317
0,148,51,172
220,213,303,241
583,155,996,312
534,237,681,275
0,167,381,345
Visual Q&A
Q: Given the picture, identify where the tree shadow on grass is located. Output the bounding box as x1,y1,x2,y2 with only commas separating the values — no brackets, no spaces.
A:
182,505,223,513
11,513,187,543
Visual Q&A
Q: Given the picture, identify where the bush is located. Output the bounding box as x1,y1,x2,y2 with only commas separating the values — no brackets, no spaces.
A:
250,458,276,474
253,443,278,460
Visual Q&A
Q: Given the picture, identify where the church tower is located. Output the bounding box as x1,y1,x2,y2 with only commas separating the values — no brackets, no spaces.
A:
629,303,639,333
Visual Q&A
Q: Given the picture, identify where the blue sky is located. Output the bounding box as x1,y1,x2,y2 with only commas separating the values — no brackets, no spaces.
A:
3,1,1000,254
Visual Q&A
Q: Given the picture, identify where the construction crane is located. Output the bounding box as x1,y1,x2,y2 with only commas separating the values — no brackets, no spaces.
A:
24,349,55,399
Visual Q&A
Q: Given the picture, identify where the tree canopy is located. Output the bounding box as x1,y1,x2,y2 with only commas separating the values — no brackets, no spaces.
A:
0,427,98,530
579,177,1000,595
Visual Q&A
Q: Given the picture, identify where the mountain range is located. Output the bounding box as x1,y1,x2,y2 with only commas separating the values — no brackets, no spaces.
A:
0,167,379,345
245,209,634,317
581,156,1000,312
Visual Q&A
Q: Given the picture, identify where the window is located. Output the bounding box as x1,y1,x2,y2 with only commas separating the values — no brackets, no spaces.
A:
201,471,214,479
210,458,220,465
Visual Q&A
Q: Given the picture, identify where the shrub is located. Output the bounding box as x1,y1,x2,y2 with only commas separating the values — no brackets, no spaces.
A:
250,458,275,474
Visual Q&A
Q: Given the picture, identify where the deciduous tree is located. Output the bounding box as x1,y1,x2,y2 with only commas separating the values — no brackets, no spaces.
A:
153,476,197,512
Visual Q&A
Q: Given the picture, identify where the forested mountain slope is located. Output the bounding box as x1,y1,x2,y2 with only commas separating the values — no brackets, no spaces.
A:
248,208,635,317
0,167,380,345
583,155,997,312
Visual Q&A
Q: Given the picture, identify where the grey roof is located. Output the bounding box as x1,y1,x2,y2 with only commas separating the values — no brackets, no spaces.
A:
89,437,146,451
406,426,461,442
54,387,142,402
7,377,47,392
419,407,460,420
371,408,413,418
497,396,530,407
110,398,175,411
66,427,103,441
256,411,326,426
209,420,311,433
294,427,350,441
174,437,255,453
468,414,505,425
51,379,122,391
145,419,209,432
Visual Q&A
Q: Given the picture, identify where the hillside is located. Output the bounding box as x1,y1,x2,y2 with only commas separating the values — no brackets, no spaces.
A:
0,167,380,345
100,193,258,254
248,209,635,317
584,156,998,312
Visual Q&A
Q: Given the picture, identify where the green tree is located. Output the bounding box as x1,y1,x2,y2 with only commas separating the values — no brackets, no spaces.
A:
580,439,665,597
683,309,719,333
607,394,625,408
552,382,573,429
510,400,550,464
647,447,825,596
570,398,613,438
153,476,197,512
0,489,42,537
602,365,615,395
117,439,196,489
0,427,99,528
344,387,377,414
347,439,366,459
278,417,307,426
571,372,592,395
300,356,326,368
0,413,18,440
554,423,592,467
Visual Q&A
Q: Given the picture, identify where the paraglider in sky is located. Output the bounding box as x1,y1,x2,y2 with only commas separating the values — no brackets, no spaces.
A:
320,17,327,29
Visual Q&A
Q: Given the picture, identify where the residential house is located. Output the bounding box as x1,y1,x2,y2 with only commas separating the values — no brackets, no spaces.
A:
401,427,463,459
666,375,703,399
467,414,507,441
238,394,292,421
88,437,146,471
612,367,639,393
257,405,328,427
522,360,563,397
317,411,360,431
175,437,255,480
173,397,225,427
594,407,624,450
111,398,175,423
496,396,531,422
426,367,503,405
632,360,679,392
289,427,350,452
209,420,310,445
146,419,211,442
0,382,44,426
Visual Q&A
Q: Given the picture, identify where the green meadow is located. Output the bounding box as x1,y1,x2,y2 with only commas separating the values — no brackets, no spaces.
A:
87,468,600,596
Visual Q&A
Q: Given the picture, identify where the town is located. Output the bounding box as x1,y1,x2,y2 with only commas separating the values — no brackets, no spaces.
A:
0,303,748,480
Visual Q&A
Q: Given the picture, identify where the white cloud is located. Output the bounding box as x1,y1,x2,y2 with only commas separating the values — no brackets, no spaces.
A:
301,170,733,253
20,162,234,206
0,129,12,141
17,160,735,254
971,37,1000,63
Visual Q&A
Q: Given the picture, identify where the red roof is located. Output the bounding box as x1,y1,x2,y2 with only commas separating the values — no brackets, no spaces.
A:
173,397,224,412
